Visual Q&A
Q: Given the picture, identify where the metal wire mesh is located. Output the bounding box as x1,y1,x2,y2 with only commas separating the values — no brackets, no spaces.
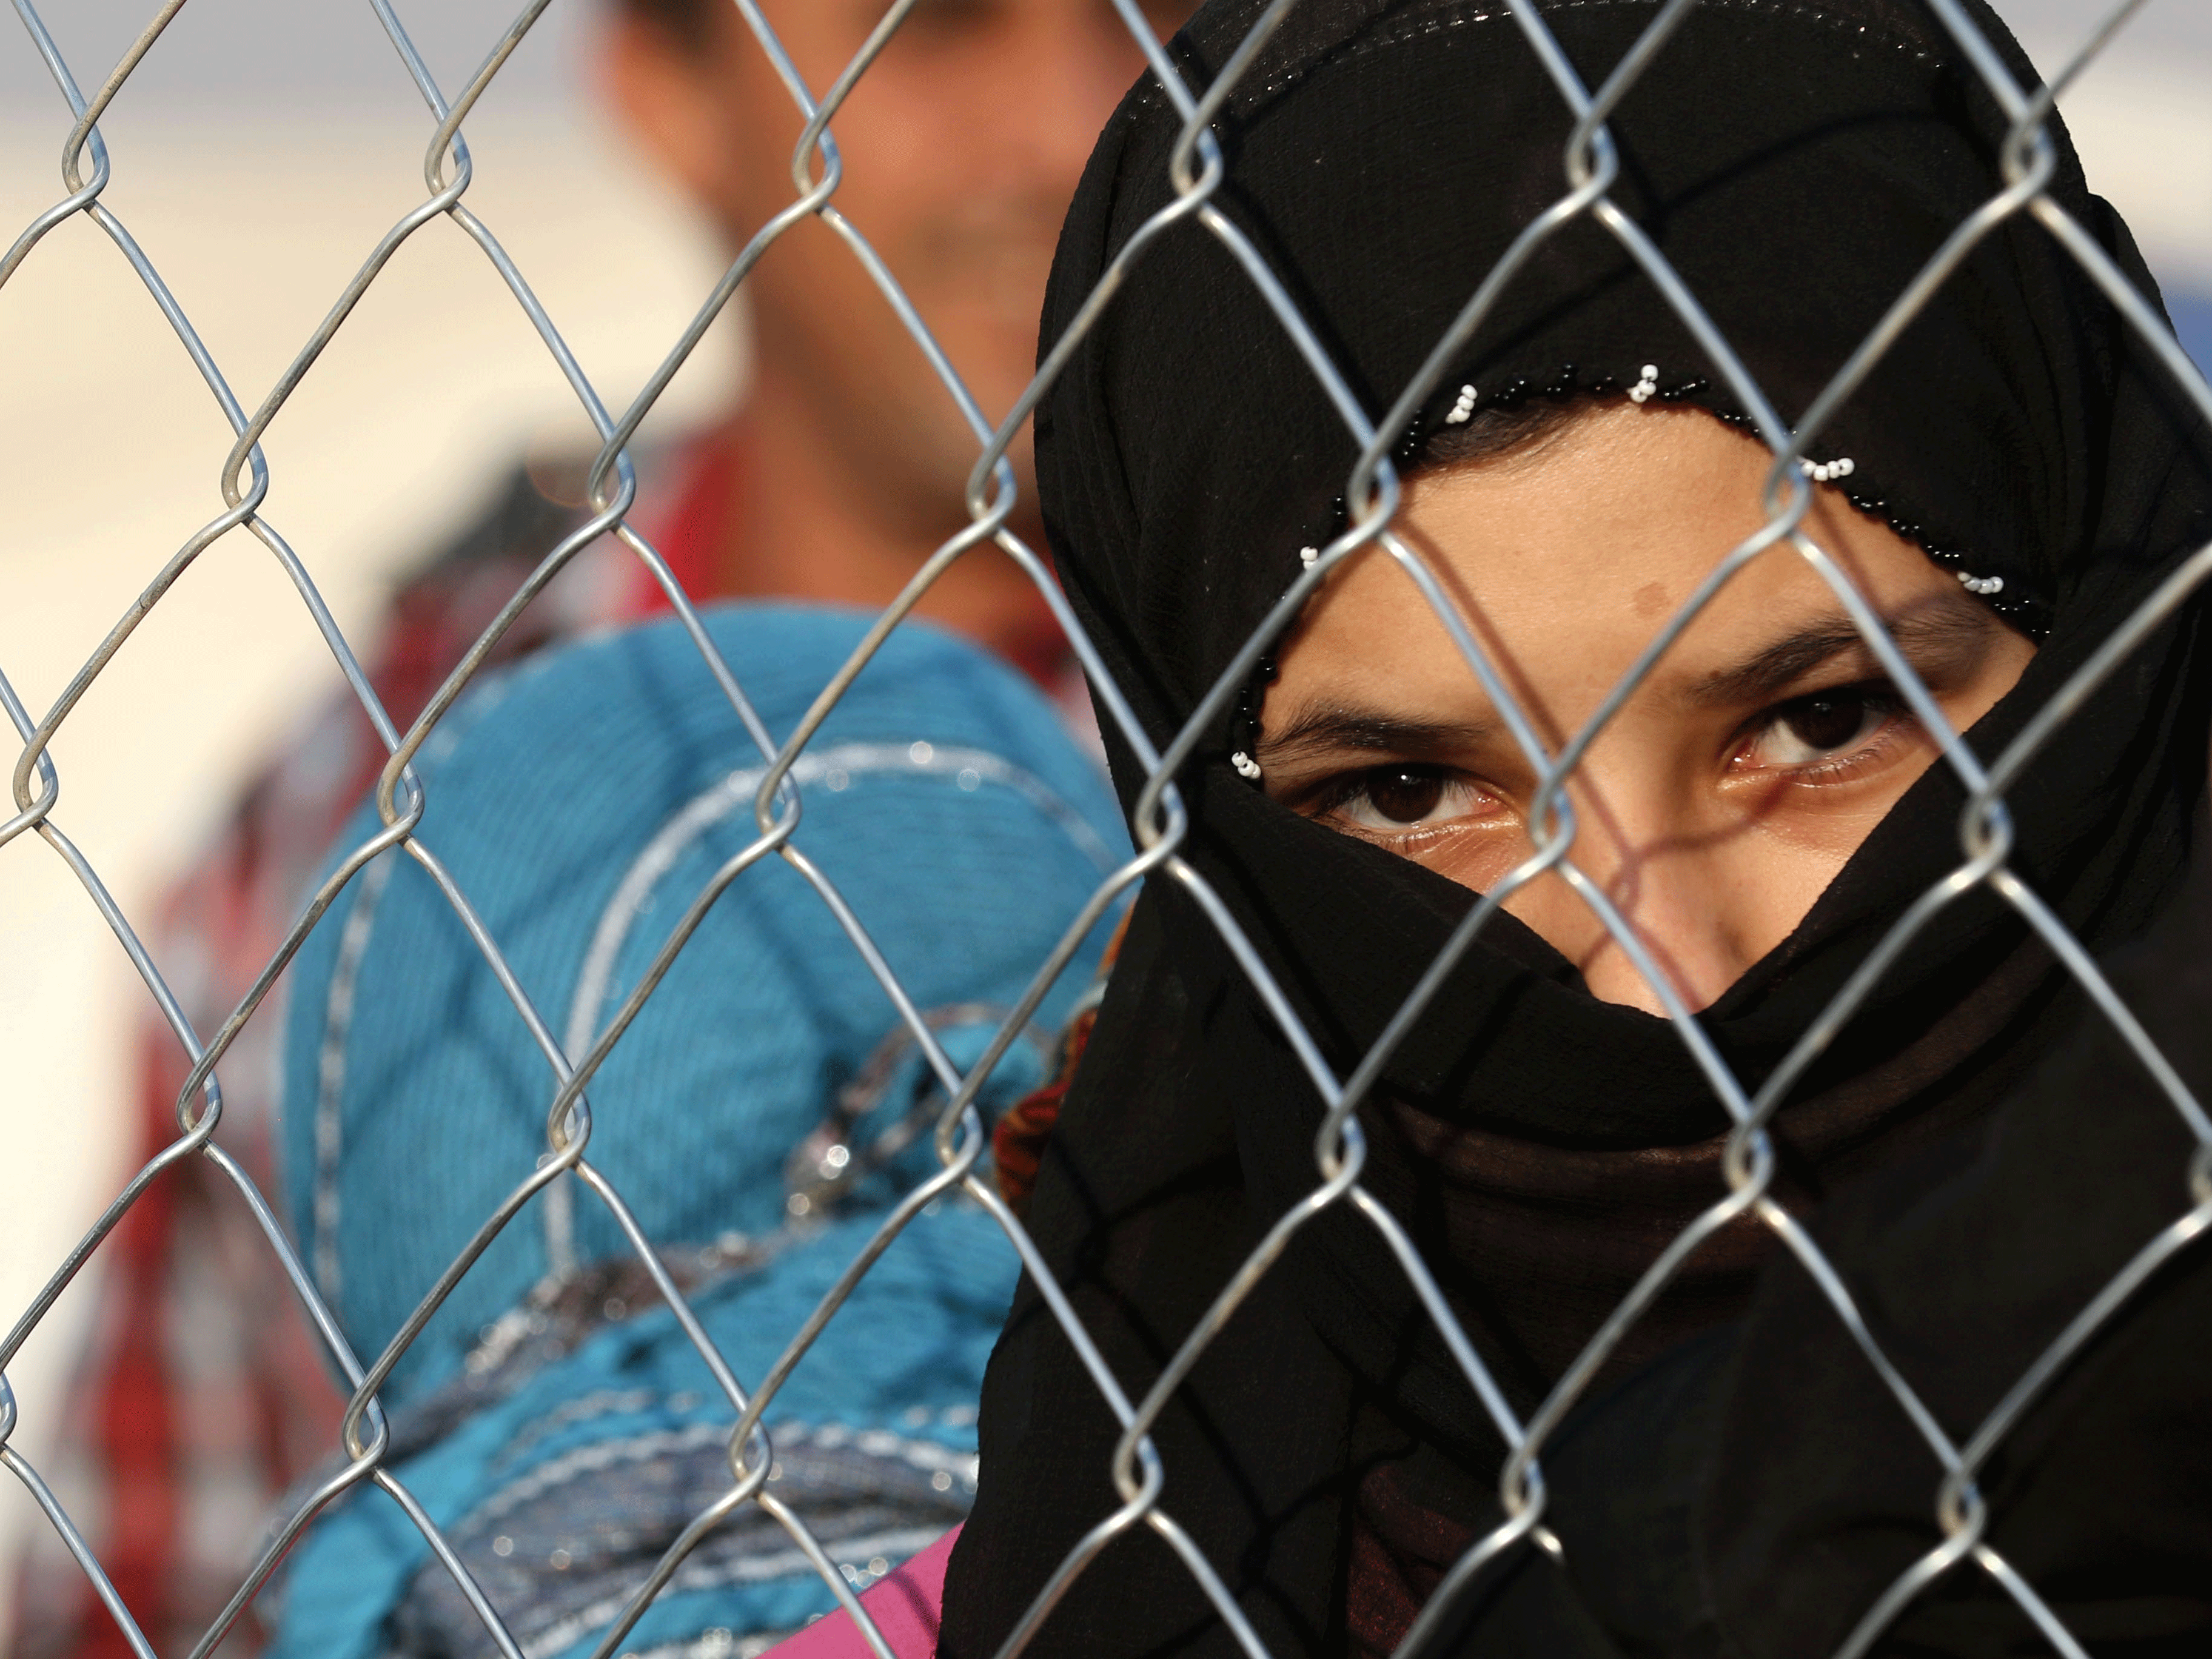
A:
4,2,2211,1657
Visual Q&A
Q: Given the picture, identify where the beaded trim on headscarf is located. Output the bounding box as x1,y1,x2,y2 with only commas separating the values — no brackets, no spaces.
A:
1524,364,2037,632
1429,363,2042,632
1228,652,1278,782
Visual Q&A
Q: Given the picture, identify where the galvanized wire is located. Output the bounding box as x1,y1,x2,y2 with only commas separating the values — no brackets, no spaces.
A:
4,2,2210,1657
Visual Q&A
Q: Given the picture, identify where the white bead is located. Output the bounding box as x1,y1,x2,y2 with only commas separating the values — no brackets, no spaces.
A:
1231,751,1262,780
1299,546,1319,568
1836,457,1855,477
1641,364,1658,380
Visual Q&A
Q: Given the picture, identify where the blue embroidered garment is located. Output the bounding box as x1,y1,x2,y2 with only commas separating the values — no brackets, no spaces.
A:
269,605,1124,1659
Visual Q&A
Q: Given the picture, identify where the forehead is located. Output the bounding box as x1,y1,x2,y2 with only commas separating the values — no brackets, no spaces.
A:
1283,406,1952,709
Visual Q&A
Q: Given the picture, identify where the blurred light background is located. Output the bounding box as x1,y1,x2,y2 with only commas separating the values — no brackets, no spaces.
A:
0,0,2207,1640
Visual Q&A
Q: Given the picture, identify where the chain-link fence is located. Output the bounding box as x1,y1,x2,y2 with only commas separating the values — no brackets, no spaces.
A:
5,1,2211,1657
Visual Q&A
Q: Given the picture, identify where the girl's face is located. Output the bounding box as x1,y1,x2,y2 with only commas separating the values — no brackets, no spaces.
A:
1259,403,2036,1015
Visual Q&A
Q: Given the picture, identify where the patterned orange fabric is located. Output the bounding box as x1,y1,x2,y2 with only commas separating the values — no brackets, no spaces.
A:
992,911,1128,1218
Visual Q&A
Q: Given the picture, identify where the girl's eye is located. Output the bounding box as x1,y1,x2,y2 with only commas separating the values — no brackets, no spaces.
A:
1336,763,1475,830
1744,686,1897,769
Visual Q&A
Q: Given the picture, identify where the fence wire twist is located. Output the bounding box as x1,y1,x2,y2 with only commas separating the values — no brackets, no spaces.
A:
4,1,2211,1657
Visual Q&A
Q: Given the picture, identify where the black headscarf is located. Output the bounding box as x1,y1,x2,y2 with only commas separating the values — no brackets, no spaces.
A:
939,1,2212,1654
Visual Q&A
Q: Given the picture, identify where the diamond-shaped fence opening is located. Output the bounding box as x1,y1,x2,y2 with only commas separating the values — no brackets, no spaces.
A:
4,1,2211,1657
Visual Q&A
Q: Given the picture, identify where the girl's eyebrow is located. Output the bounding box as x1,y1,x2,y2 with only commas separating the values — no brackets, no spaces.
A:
1262,603,1996,766
1686,600,1994,708
1258,708,1496,766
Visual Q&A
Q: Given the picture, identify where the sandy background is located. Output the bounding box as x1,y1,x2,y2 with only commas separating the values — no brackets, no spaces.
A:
2,0,2209,1643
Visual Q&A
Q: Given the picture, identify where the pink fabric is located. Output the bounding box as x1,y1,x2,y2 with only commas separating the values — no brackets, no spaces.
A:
765,1527,959,1658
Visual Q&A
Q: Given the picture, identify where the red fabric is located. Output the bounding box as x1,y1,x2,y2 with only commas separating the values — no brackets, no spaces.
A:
630,431,737,615
78,1167,178,1659
1343,1461,1474,1659
767,1527,960,1658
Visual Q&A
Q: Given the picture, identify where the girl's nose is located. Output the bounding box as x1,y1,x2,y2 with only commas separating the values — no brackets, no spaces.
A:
1575,870,1751,1014
1515,790,1757,1014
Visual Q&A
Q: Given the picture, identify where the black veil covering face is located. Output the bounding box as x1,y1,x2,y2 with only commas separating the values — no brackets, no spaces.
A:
939,1,2212,1655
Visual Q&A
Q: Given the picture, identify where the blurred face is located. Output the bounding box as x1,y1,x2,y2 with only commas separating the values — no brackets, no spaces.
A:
604,0,1192,538
1259,404,2037,1016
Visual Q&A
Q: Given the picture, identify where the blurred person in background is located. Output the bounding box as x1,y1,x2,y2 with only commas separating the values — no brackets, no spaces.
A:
8,1,1188,1652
